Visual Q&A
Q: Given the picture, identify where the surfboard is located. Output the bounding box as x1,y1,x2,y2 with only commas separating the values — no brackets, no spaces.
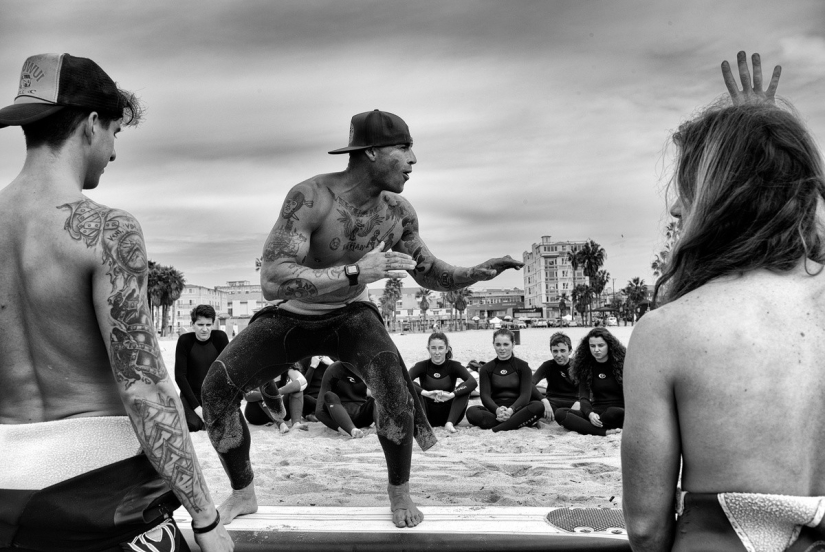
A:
176,505,630,551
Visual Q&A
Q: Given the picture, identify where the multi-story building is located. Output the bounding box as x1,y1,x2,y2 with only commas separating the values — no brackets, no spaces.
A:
464,287,525,320
216,280,262,295
522,236,589,319
173,284,229,333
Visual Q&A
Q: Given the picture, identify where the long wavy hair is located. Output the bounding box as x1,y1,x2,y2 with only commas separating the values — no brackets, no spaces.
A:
655,102,825,305
569,327,625,389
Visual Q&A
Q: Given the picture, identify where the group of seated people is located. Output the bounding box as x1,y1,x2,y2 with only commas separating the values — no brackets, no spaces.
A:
175,304,626,439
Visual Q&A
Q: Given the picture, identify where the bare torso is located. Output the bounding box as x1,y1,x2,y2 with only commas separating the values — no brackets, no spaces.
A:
0,179,124,423
261,172,418,303
662,267,825,495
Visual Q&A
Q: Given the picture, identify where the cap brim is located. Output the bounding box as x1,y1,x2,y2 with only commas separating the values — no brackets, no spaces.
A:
328,145,371,155
0,103,64,128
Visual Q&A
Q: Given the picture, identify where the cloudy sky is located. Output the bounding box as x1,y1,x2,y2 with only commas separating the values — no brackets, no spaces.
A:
2,1,824,293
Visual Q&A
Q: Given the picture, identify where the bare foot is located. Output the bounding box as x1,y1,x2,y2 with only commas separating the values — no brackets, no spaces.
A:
291,422,309,431
606,428,622,435
388,482,423,527
218,483,258,524
278,422,290,434
304,414,318,422
350,428,366,439
444,422,457,433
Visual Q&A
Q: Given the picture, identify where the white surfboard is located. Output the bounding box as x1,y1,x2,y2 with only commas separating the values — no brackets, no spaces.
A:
176,505,630,551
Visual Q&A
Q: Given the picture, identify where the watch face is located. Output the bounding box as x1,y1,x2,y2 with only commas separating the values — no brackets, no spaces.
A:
345,265,358,276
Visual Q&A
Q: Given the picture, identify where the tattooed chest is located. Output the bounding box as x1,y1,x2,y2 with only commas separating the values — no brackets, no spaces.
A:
323,196,402,254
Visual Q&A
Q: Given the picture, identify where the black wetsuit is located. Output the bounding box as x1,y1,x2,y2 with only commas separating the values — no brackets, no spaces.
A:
201,302,435,490
556,364,624,436
531,359,578,411
174,330,229,432
409,359,477,427
301,357,331,417
466,356,545,432
315,362,375,435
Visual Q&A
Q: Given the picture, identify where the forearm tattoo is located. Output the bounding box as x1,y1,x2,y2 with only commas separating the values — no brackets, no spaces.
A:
59,199,165,388
133,394,210,513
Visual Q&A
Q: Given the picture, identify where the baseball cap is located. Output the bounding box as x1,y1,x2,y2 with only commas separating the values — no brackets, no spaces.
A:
328,109,412,154
0,53,124,128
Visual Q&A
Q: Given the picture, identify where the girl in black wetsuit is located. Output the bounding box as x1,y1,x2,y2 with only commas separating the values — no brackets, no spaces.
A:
555,327,625,436
466,329,545,432
409,332,477,433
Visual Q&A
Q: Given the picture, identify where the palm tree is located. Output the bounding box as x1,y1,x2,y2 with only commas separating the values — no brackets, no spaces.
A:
623,277,647,326
558,292,569,319
378,294,395,329
572,283,590,325
593,269,610,307
652,221,681,278
148,262,186,336
416,287,434,330
452,288,473,331
567,249,582,322
578,240,606,324
382,277,403,331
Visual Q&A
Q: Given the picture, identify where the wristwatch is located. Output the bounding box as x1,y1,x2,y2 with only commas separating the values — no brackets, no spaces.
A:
345,264,360,286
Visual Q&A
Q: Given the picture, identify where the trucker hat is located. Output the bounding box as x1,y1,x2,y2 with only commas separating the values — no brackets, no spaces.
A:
328,109,412,154
0,53,123,128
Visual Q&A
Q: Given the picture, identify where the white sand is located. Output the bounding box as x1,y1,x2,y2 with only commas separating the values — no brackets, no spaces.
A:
162,326,630,510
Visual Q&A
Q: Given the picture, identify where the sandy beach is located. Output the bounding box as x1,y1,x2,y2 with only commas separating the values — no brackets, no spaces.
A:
161,326,631,511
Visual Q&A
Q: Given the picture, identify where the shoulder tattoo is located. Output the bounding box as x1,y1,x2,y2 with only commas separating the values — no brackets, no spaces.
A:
59,199,166,388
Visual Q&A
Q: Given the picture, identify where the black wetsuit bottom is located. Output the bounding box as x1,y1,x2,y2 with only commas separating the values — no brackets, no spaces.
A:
201,302,435,490
555,406,624,436
466,401,545,432
316,393,376,434
421,394,470,427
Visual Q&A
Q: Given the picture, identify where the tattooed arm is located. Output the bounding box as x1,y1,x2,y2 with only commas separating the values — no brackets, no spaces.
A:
390,197,524,291
66,199,231,548
260,183,415,300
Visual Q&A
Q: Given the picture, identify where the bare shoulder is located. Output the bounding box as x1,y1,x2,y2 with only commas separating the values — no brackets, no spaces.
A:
278,175,336,222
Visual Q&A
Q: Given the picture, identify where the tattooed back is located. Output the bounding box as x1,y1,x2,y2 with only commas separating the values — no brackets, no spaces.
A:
0,180,127,423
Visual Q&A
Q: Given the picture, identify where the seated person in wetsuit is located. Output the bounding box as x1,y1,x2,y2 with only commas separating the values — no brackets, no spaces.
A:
300,355,335,421
624,53,825,552
466,360,482,397
316,361,375,439
531,332,580,422
466,329,545,432
174,304,229,432
409,332,477,433
555,327,625,436
243,362,307,433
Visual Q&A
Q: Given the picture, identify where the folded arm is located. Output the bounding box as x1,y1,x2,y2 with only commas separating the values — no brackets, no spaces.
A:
260,184,415,300
392,198,523,291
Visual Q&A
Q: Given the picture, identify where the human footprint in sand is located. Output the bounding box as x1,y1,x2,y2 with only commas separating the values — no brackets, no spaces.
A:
315,361,375,439
409,331,477,433
200,109,524,528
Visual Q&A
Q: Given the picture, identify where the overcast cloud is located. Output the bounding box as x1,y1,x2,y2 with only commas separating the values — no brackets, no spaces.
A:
2,1,824,292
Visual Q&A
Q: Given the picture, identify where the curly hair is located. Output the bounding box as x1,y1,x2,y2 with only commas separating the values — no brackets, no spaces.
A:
569,327,625,389
655,102,825,305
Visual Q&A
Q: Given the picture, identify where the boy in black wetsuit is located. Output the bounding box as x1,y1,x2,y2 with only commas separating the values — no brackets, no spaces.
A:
174,305,229,432
531,332,580,422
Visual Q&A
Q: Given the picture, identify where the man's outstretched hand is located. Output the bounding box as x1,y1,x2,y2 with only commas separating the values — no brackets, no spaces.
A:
473,255,524,280
722,51,781,105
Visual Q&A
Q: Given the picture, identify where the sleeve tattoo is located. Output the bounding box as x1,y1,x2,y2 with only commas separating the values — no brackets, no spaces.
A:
60,199,209,513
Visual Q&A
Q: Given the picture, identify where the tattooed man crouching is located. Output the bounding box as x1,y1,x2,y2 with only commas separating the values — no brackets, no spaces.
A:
202,109,523,528
0,54,232,551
